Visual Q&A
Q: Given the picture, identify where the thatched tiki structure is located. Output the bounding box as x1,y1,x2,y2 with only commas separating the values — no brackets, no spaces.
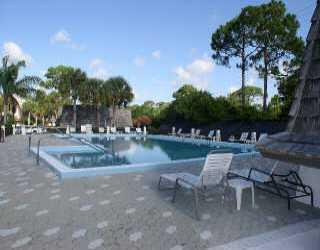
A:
257,1,320,207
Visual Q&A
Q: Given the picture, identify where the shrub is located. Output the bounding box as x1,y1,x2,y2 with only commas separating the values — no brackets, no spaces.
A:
133,115,152,127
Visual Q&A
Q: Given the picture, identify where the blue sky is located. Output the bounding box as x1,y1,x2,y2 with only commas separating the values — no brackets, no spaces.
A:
0,0,315,104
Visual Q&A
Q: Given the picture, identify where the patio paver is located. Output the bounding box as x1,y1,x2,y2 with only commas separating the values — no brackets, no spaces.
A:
0,134,320,249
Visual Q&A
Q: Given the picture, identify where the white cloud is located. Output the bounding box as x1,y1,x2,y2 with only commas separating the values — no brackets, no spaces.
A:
152,50,161,59
229,86,239,94
2,42,32,65
174,57,214,89
89,58,109,79
50,30,71,44
89,58,104,69
92,68,109,79
50,29,85,51
133,56,145,67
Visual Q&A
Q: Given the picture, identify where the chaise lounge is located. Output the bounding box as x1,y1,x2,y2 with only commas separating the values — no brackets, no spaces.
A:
158,153,233,219
228,160,314,209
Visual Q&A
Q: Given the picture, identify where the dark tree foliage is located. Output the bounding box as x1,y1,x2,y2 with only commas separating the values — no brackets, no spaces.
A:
0,56,41,124
79,78,104,127
246,0,304,111
230,86,263,106
45,65,87,127
211,12,256,108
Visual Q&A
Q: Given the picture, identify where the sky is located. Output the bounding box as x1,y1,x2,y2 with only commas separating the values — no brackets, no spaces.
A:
0,0,316,104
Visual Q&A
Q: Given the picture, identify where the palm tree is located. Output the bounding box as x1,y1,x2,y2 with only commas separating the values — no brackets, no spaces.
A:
0,95,3,117
79,78,103,128
0,56,41,124
45,91,65,123
70,69,87,128
100,76,134,126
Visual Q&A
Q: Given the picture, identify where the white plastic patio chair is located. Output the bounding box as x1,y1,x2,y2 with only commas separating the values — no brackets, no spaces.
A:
251,132,257,143
216,130,221,142
207,130,215,140
99,127,105,133
237,132,248,143
124,127,131,134
85,124,93,134
182,128,195,138
193,129,201,139
169,127,176,136
246,132,257,144
110,127,117,134
176,128,183,137
158,153,233,219
70,126,76,133
136,127,142,134
143,126,147,135
259,133,268,141
80,125,86,133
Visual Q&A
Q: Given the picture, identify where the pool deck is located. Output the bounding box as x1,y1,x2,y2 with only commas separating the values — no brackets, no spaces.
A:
1,134,320,250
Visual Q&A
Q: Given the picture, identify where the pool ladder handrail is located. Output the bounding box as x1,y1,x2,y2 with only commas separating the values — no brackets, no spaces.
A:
54,127,105,153
78,138,105,153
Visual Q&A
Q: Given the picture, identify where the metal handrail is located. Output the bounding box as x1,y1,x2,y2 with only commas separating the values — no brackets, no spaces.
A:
36,139,41,165
32,127,105,167
55,126,105,153
77,138,105,153
28,134,32,155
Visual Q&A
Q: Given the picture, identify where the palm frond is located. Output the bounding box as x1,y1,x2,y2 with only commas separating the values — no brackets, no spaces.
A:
16,76,41,87
15,76,42,97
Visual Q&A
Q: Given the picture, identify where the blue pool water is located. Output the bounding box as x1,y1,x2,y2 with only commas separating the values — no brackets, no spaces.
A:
50,136,254,169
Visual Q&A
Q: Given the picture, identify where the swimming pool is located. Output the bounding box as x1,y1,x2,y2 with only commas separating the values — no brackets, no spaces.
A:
33,134,257,179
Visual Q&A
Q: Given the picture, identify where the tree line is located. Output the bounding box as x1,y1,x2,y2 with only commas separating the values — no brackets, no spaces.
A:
131,1,305,127
1,0,305,129
0,60,134,128
131,84,278,128
211,0,304,111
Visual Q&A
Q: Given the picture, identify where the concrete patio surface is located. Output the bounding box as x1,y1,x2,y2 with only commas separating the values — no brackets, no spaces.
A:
0,134,319,250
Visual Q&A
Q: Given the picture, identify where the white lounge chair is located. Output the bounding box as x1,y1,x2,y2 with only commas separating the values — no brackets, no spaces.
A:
241,132,249,143
143,126,147,135
80,125,86,133
124,127,131,134
65,125,70,134
136,127,142,134
259,133,268,141
228,135,235,142
99,127,105,133
158,153,233,219
231,132,248,143
216,130,221,142
249,132,257,144
205,130,215,140
193,129,201,139
110,127,117,134
182,128,195,138
85,124,93,134
169,127,176,136
176,128,183,137
70,126,76,133
26,126,32,134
